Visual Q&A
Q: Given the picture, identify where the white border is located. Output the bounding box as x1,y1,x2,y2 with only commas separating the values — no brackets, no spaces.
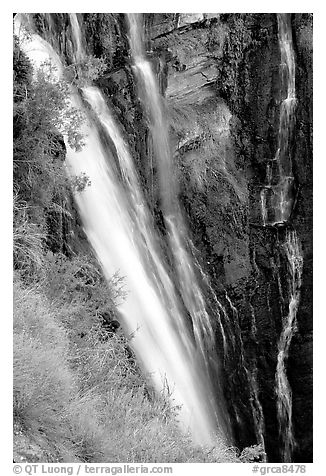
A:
2,3,324,473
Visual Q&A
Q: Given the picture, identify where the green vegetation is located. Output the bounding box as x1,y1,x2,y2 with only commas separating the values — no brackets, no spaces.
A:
13,275,241,463
64,56,107,88
13,34,86,269
168,98,247,207
13,32,240,463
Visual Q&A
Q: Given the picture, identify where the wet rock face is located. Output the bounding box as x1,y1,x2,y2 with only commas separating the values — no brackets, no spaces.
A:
288,13,313,463
148,15,226,105
142,13,312,462
39,13,312,461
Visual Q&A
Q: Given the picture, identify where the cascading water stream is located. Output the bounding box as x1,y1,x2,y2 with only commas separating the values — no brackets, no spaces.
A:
258,13,303,463
15,13,229,447
68,15,189,350
275,230,303,462
260,14,297,226
127,13,231,439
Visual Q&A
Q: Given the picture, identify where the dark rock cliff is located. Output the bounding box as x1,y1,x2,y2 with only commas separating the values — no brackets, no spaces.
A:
138,13,312,462
34,13,313,462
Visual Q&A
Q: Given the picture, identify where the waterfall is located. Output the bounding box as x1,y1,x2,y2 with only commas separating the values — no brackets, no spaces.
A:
257,13,303,461
258,13,304,462
15,13,230,447
275,230,303,462
127,13,231,440
260,14,296,226
69,13,84,63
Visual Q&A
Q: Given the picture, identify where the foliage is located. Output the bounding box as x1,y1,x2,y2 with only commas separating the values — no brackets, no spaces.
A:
13,195,46,278
13,35,32,101
168,100,203,141
239,443,266,462
64,56,107,88
13,277,239,463
13,35,91,274
70,172,91,192
40,251,125,339
168,99,246,203
14,41,69,212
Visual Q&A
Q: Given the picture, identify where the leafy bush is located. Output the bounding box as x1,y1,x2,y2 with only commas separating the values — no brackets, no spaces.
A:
70,172,91,192
169,99,246,203
13,280,78,461
13,195,46,278
13,35,92,277
64,56,107,88
40,252,124,337
239,444,266,462
13,277,239,463
13,35,32,101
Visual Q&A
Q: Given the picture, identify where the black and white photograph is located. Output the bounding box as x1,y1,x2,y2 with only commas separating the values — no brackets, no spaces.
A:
11,6,313,471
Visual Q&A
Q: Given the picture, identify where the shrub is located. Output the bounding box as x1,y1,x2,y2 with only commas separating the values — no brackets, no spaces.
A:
13,280,78,461
40,252,124,338
239,444,266,462
13,34,89,278
13,277,239,463
13,195,46,280
64,56,107,88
